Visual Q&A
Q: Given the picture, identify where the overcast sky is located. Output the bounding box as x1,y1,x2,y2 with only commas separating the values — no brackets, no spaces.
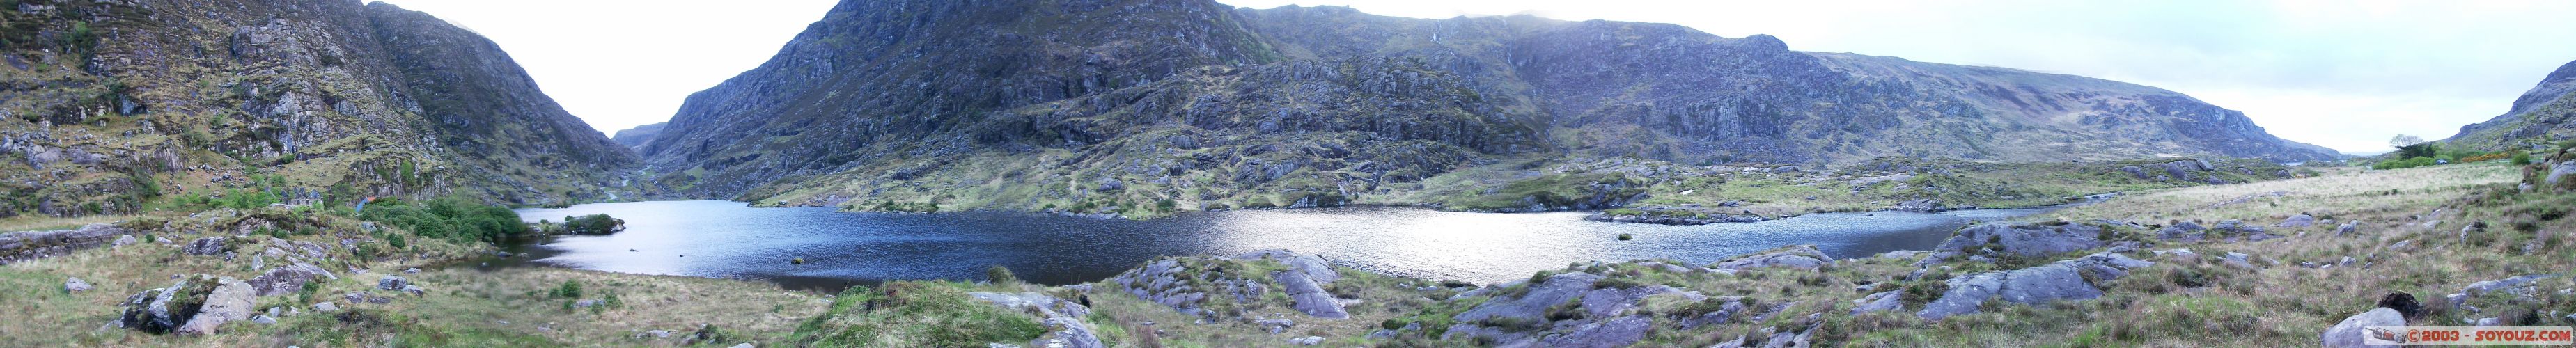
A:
384,0,2576,153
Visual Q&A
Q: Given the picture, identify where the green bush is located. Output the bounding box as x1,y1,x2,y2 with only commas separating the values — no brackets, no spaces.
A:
552,280,584,299
358,197,526,246
984,265,1017,284
2373,157,2439,170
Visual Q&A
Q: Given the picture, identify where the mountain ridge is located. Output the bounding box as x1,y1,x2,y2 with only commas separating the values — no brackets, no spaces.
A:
634,0,2338,214
2444,58,2576,150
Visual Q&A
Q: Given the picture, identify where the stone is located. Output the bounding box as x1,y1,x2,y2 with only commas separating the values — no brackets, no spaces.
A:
1916,252,2155,319
2222,252,2258,269
249,263,337,296
1256,319,1295,333
183,237,228,255
2278,214,2316,228
0,223,130,264
402,285,426,296
313,301,339,312
1029,317,1104,348
250,315,276,324
1709,245,1834,270
403,267,420,274
1935,222,2104,258
1849,290,1902,315
1274,267,1349,319
2474,317,2501,326
1238,249,1340,285
65,276,92,292
2320,308,2404,347
2463,274,2556,295
1892,199,1942,212
576,299,600,308
1529,315,1653,348
644,330,671,338
175,278,257,335
113,235,136,247
2152,248,2197,260
967,292,1101,348
1286,335,1324,345
377,276,408,290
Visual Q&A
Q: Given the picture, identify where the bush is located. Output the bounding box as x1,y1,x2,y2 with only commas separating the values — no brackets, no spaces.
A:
985,265,1017,284
552,280,584,299
358,197,527,246
2512,152,2534,165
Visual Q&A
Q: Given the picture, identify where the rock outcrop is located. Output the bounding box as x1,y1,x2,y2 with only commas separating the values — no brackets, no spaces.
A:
118,274,256,335
1708,245,1834,271
2442,59,2576,151
248,263,338,296
1440,271,1697,347
1916,252,2155,319
1931,222,2105,258
0,223,129,264
968,292,1102,348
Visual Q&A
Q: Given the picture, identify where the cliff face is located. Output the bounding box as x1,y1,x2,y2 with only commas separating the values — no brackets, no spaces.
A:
642,0,2338,214
0,0,635,216
2445,59,2576,151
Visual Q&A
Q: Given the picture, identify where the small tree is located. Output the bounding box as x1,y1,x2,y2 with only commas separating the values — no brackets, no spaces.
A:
2389,134,2424,148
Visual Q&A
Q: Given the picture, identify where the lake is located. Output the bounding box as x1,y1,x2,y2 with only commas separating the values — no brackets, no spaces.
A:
508,200,2056,291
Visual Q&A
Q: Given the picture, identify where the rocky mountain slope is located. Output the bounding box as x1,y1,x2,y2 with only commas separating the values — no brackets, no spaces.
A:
639,0,2336,214
611,122,664,149
0,0,637,216
2443,58,2576,151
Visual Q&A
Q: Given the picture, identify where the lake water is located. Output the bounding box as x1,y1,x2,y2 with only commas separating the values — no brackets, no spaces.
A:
508,200,2056,290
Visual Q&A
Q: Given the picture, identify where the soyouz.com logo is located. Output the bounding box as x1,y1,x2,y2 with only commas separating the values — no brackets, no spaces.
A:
2363,326,2574,345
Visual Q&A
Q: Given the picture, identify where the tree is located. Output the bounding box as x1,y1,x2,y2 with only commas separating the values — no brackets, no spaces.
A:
2389,134,2425,148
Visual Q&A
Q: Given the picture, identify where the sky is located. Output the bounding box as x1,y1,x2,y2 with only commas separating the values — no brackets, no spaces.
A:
383,0,2576,153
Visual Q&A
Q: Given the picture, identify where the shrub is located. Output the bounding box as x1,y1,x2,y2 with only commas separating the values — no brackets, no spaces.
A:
561,214,623,235
985,265,1017,284
358,197,527,246
552,280,584,299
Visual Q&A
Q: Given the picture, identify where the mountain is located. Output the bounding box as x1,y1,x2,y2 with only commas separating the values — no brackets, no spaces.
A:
640,0,2336,214
2443,59,2576,150
0,0,637,216
612,122,665,149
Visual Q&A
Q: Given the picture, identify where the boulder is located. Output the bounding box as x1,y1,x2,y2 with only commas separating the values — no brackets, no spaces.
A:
175,278,257,335
1256,319,1295,333
1709,245,1834,270
1529,315,1653,348
1286,335,1324,345
313,301,339,312
2152,248,2198,260
1892,199,1942,212
1447,272,1605,333
2278,214,2316,228
2463,274,2555,295
377,276,408,290
249,263,337,296
402,285,426,296
2378,292,2425,318
2320,308,2405,347
1849,290,1902,315
967,292,1102,348
113,235,136,247
1273,268,1348,319
1933,222,2104,258
2222,252,2259,269
1029,317,1104,348
1917,252,2155,319
182,237,228,255
1,223,130,264
1239,249,1338,285
65,276,91,292
2156,221,2208,242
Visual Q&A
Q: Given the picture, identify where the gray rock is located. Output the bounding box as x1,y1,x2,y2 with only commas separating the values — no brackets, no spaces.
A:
1286,336,1323,345
2222,252,2258,269
113,235,136,247
1274,268,1348,319
2279,214,2316,228
1530,315,1653,348
1,223,131,264
2464,274,2555,295
250,315,276,324
2157,221,2209,242
1240,249,1340,285
575,299,601,308
1892,199,1942,212
1850,290,1902,315
377,276,407,291
1451,272,1605,325
175,277,256,335
2549,161,2576,185
313,301,339,312
2336,223,2357,235
402,285,425,296
1709,245,1834,270
731,344,754,348
249,263,337,296
1935,222,2104,258
2321,308,2405,347
64,276,91,292
2152,248,2197,260
1917,252,2155,319
1029,317,1104,348
1256,319,1295,333
403,267,421,274
183,237,228,255
2475,317,2501,326
643,330,671,338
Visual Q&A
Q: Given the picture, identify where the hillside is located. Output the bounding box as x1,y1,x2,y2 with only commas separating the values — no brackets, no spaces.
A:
0,0,639,217
641,0,2336,215
2444,58,2576,151
611,122,664,149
